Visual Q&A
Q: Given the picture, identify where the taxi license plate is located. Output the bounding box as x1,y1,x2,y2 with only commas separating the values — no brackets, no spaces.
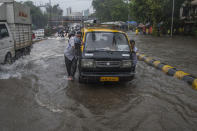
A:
100,77,119,82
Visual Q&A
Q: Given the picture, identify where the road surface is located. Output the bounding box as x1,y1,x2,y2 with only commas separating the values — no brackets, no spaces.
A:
0,35,197,131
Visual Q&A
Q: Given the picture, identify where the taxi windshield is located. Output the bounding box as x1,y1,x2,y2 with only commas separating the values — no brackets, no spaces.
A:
85,32,130,52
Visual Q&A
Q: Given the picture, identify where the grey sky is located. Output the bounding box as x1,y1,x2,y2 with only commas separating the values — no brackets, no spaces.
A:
16,0,93,15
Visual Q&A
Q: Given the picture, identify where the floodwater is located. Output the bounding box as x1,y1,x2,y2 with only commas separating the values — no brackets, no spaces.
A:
128,32,197,76
0,34,197,131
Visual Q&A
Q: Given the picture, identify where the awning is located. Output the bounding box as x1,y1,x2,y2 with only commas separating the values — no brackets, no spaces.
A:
191,0,197,5
127,21,137,26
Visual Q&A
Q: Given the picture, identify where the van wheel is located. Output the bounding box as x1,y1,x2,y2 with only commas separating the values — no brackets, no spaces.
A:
23,48,28,56
4,53,13,64
15,51,21,59
26,47,31,55
23,47,30,55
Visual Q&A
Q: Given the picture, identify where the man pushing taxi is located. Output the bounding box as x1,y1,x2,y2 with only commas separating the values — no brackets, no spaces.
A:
64,31,82,80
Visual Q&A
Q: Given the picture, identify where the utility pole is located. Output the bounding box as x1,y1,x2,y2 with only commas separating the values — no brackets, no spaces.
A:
171,0,175,37
127,0,130,31
49,0,52,28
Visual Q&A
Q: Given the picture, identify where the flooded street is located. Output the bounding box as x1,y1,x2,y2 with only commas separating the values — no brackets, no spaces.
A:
128,32,197,76
0,35,197,131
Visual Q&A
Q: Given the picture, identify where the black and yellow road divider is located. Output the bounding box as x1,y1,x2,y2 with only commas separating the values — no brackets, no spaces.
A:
136,53,197,90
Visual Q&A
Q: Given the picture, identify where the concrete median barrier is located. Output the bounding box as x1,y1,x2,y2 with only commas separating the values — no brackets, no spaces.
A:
193,79,197,90
137,53,197,90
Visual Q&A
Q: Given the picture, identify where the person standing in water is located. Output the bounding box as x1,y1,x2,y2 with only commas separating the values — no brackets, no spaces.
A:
64,32,82,80
130,40,138,71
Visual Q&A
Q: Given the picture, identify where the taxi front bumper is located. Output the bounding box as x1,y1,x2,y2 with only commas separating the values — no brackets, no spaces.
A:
79,72,135,82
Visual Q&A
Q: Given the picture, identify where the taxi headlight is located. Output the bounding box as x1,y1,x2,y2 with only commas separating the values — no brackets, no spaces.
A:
81,59,95,68
122,60,132,68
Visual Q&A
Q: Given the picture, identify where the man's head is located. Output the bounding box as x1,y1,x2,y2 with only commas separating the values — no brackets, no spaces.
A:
68,32,75,39
76,31,82,38
129,40,135,48
130,40,135,47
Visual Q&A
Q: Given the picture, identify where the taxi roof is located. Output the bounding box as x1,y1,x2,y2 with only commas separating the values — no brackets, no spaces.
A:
83,28,126,34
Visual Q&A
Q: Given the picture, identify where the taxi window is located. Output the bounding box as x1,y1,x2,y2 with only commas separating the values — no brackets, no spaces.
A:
85,32,130,52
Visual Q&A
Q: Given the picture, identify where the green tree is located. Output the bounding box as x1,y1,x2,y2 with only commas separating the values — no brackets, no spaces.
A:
129,0,187,24
92,0,128,22
46,4,63,19
23,1,48,29
45,4,63,27
92,0,192,25
129,0,150,23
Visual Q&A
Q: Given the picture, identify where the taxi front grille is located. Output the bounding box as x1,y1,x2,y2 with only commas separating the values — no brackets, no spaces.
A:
96,61,121,68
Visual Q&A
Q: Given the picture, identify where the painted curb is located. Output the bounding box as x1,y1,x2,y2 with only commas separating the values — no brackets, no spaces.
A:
137,53,197,90
193,79,197,90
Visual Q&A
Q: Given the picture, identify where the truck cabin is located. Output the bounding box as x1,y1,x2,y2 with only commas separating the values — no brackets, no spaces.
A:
0,24,9,39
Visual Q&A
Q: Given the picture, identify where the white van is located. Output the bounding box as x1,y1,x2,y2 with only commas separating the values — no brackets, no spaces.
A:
0,23,15,63
0,0,32,64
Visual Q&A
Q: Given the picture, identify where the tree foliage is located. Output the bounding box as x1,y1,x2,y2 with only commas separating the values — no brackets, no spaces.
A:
92,0,128,22
92,0,189,26
23,1,48,29
46,4,63,19
130,0,186,25
22,1,63,29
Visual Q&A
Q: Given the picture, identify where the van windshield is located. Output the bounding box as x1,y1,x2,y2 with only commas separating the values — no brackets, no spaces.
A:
85,32,130,52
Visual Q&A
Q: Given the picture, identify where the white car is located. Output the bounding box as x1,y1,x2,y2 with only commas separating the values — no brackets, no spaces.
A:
33,29,45,40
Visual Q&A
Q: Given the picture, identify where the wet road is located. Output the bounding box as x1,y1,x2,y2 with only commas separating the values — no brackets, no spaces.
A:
0,35,197,131
128,32,197,76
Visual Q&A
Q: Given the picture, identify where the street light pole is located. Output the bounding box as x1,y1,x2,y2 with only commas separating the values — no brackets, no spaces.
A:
127,0,129,31
49,0,52,28
171,0,175,37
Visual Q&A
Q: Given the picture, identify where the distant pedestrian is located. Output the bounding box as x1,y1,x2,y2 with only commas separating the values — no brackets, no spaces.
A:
146,28,149,35
135,28,139,35
167,29,170,36
130,40,138,71
173,28,177,34
32,33,35,40
59,30,64,37
65,29,69,37
149,26,153,34
143,26,146,35
68,32,75,39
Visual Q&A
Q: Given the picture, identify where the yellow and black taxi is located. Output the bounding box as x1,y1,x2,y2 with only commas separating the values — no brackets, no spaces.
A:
78,26,136,83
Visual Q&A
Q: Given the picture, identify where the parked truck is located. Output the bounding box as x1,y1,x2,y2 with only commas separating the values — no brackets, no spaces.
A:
0,0,32,64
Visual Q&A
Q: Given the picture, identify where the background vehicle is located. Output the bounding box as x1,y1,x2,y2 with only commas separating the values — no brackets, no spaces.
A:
0,0,32,64
78,27,136,83
180,0,197,34
32,29,45,40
